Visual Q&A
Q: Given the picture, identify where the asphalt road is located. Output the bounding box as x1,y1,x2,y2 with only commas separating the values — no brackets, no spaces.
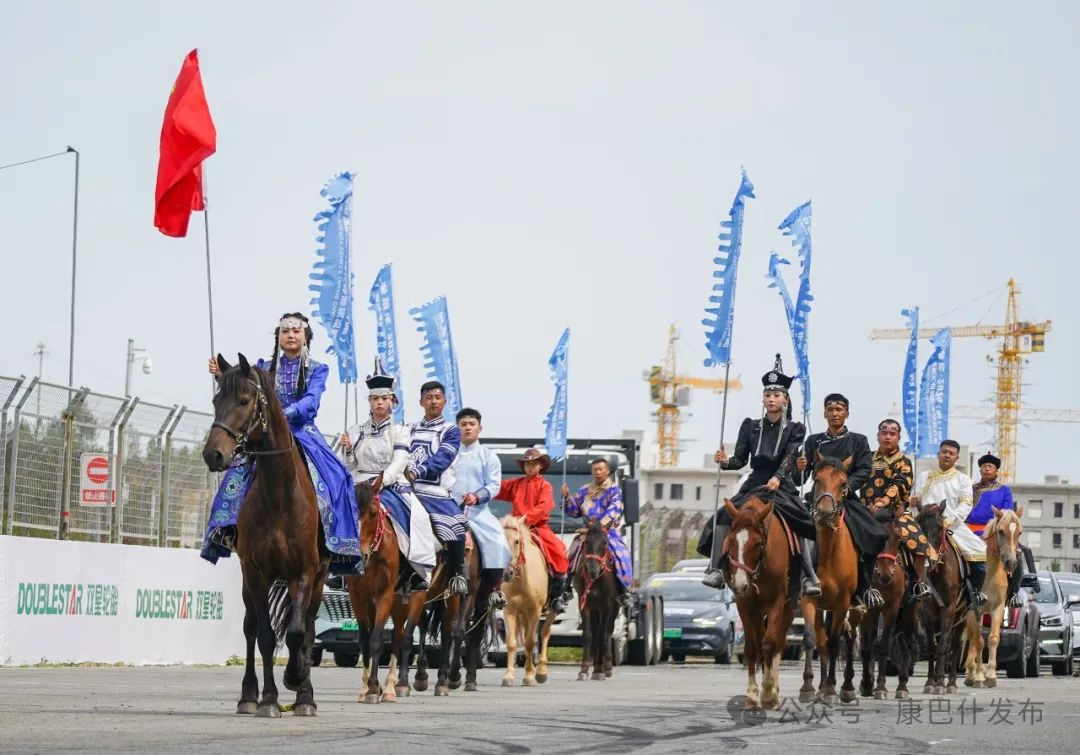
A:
1,661,1075,753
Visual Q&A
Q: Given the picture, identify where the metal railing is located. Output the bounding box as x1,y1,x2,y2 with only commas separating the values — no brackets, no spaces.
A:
1,375,217,547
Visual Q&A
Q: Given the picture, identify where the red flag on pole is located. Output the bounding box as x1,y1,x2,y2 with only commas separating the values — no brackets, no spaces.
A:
154,49,217,238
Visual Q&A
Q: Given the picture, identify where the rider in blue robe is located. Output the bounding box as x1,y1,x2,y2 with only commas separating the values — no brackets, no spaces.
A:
201,313,361,573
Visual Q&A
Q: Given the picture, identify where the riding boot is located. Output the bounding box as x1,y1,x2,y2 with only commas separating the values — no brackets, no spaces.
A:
483,568,507,609
446,539,469,596
911,553,932,601
701,524,730,590
209,525,237,552
967,562,988,610
400,561,430,594
549,574,569,613
799,538,822,597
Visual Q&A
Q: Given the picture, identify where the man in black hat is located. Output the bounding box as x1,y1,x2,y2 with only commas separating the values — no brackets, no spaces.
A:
698,355,820,596
797,394,887,607
969,452,1039,606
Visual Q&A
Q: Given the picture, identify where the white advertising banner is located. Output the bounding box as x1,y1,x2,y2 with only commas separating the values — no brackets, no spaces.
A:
0,536,245,665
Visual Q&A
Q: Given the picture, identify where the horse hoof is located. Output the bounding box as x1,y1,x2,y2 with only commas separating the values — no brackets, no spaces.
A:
983,676,997,688
839,690,857,704
744,698,761,710
361,694,380,705
293,704,317,717
449,678,462,690
255,704,281,718
535,673,548,684
895,689,910,700
381,691,397,703
434,685,450,697
395,684,411,698
922,684,934,695
522,677,536,687
604,670,613,678
464,681,478,692
236,701,258,715
964,677,976,687
591,672,606,681
933,685,945,696
502,678,514,687
946,685,957,695
798,690,816,703
413,679,429,692
577,673,588,682
873,690,888,700
823,694,839,707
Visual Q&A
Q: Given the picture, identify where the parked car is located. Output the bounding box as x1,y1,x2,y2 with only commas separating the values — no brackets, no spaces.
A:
1035,570,1075,676
1052,571,1080,665
979,585,1040,679
645,572,737,663
671,558,709,574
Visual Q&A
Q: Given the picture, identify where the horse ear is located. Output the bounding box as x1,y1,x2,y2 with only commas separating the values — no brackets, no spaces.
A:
724,498,737,519
841,455,853,473
815,449,824,464
1016,506,1024,519
238,353,251,376
216,353,232,374
992,505,1002,518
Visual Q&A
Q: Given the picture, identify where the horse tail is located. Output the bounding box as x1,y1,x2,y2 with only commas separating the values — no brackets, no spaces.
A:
268,579,292,646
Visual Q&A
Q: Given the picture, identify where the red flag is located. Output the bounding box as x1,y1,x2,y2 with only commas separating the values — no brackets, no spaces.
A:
154,49,217,237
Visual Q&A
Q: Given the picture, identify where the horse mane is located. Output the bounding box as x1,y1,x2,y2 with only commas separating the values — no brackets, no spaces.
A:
219,363,286,431
983,508,1020,539
815,455,848,474
355,480,375,517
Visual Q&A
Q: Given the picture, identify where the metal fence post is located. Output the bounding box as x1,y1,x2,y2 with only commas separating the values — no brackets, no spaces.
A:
1,376,27,533
105,397,132,543
58,387,90,540
114,397,139,543
156,405,181,547
5,377,37,535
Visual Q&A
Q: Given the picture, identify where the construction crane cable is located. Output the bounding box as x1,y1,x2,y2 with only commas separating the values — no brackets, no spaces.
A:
923,284,1005,327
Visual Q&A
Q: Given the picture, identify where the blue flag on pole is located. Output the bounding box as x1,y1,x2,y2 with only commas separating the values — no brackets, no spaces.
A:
308,172,358,384
900,307,920,455
368,264,404,423
702,170,755,368
409,296,462,422
769,200,814,417
917,327,951,455
544,328,570,461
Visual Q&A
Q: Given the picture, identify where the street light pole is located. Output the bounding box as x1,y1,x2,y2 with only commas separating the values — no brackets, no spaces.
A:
125,338,152,397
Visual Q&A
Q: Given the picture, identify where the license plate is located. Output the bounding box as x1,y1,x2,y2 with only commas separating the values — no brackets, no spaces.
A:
663,627,682,639
340,620,358,632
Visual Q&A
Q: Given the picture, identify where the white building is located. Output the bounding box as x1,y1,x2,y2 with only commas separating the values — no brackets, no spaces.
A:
1009,476,1080,573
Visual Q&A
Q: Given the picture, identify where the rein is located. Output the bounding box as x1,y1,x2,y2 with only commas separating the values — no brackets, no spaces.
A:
362,494,388,560
578,551,612,611
504,525,528,581
725,514,772,593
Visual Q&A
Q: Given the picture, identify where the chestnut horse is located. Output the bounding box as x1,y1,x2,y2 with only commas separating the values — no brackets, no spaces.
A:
501,514,556,687
808,455,859,705
575,519,619,682
202,354,329,718
964,506,1023,688
859,505,915,700
722,493,796,710
917,502,969,695
346,477,401,704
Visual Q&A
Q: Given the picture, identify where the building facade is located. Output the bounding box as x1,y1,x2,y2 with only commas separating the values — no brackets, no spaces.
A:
1009,476,1080,574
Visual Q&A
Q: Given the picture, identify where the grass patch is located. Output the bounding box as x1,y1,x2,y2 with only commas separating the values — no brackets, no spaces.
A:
20,660,130,668
545,646,582,663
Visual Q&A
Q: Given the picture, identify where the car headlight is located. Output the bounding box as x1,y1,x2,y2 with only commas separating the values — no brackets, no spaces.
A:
1041,615,1063,627
692,616,722,627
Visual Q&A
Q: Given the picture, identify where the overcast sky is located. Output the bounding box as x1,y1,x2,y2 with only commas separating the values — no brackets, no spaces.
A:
1,1,1075,481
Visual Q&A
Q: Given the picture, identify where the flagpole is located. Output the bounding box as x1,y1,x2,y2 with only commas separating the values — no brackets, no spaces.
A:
560,456,567,536
707,361,733,571
202,166,216,396
343,389,349,436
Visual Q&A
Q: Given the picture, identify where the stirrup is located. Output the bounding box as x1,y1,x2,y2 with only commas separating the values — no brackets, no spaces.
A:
210,527,236,550
702,570,726,589
449,575,469,596
864,587,885,608
488,590,507,609
912,581,932,601
971,591,988,610
801,579,822,597
1009,592,1023,608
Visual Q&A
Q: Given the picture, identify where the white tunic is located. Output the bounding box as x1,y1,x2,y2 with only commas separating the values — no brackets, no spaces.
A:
343,417,437,576
915,466,986,562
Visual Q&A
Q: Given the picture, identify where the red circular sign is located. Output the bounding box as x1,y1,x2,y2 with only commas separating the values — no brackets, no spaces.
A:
86,456,109,485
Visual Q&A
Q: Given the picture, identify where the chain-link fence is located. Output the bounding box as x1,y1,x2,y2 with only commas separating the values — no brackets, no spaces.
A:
1,376,216,547
638,503,710,580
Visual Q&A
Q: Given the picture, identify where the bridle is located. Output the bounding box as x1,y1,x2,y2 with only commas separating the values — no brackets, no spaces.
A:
361,493,388,566
812,489,843,531
504,523,528,582
725,515,771,592
212,377,295,458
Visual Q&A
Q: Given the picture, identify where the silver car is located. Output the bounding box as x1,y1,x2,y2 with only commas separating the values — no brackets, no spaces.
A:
1051,572,1080,667
1035,571,1075,676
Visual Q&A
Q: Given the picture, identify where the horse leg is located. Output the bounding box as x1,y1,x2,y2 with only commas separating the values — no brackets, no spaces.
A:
593,607,609,680
984,604,1003,688
858,611,875,697
361,591,392,704
759,600,787,710
395,611,416,698
252,584,281,718
603,606,616,678
873,612,892,700
822,609,843,706
536,609,554,684
946,619,964,694
522,608,539,686
435,596,458,696
814,608,830,703
284,575,318,716
237,584,259,714
741,608,761,709
964,613,983,688
578,609,592,682
839,608,857,703
414,606,431,692
799,600,816,703
931,606,950,695
503,609,519,687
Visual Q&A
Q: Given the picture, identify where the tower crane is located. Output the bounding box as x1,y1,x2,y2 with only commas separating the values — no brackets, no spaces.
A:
870,279,1050,483
645,325,742,467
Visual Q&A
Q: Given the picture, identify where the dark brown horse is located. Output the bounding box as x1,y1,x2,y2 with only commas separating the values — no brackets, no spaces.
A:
809,455,859,705
202,354,329,718
722,493,797,709
449,543,501,692
859,505,915,700
346,477,400,704
413,550,469,696
575,519,618,682
917,501,969,695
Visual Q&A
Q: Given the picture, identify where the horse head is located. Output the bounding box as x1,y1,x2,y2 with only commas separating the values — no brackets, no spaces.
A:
203,354,278,471
812,452,852,529
872,506,900,585
987,506,1023,576
355,476,385,564
723,495,774,596
916,500,947,554
582,519,610,580
501,515,529,580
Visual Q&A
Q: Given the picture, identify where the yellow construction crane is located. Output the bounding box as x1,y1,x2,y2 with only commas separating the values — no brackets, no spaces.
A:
646,325,742,467
870,279,1050,482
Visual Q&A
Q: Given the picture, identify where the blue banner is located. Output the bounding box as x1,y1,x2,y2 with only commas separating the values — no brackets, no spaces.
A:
409,296,462,421
771,200,814,417
368,264,404,423
900,307,920,455
544,328,570,461
702,170,755,368
917,327,951,455
308,172,358,384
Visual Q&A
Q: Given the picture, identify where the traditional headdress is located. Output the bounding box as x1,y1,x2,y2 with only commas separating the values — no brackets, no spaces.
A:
365,356,397,399
270,312,314,397
978,453,1001,469
761,353,794,392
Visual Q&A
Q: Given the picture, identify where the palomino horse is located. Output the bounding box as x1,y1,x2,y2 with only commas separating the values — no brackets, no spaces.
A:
809,455,859,705
917,502,969,695
574,519,619,682
964,506,1023,688
859,505,915,700
722,493,797,710
202,354,329,718
501,515,556,687
346,477,400,704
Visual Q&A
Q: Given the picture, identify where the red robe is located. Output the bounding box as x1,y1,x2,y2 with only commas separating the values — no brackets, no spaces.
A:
496,475,569,574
